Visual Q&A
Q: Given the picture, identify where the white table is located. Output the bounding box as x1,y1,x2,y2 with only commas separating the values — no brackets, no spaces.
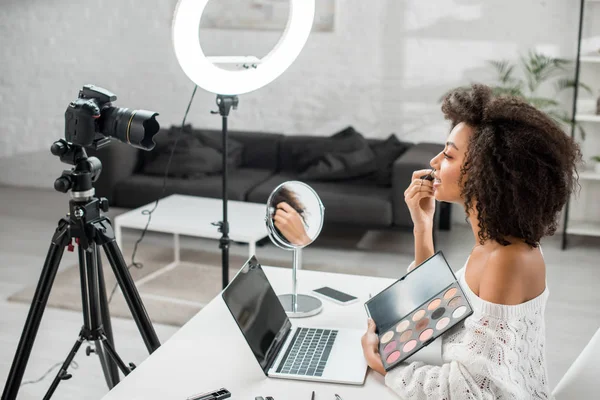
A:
101,267,404,400
114,194,268,263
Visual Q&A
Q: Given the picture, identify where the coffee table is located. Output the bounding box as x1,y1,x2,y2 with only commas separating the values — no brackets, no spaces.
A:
113,194,268,284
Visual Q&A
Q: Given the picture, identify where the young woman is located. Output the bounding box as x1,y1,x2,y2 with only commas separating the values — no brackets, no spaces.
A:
361,84,581,399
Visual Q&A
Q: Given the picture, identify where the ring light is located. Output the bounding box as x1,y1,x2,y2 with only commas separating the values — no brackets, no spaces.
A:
172,0,315,95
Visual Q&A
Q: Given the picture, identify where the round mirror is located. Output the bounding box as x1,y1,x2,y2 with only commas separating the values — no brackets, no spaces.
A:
265,181,325,250
265,181,325,317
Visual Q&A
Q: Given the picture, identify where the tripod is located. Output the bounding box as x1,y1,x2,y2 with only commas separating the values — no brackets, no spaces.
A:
211,94,239,289
2,140,161,400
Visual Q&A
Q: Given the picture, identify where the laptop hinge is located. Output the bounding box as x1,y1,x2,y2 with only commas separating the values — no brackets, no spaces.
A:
265,319,293,373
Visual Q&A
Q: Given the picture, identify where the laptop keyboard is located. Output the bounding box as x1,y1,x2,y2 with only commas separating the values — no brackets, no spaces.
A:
276,328,338,377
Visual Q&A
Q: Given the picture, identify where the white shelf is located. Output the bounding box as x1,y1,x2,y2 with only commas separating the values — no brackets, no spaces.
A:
580,170,600,180
580,55,600,63
566,221,600,237
575,114,600,122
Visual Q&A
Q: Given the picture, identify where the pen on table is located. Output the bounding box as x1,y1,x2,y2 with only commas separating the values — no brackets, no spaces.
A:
335,394,343,400
311,390,315,400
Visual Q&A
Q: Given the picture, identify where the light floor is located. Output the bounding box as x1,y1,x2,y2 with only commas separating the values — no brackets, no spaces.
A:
1,185,599,399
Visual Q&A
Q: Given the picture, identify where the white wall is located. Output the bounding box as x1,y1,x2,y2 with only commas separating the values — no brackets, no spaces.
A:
0,0,597,225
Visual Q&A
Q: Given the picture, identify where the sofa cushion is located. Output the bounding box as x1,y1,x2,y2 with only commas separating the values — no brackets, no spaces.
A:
247,174,393,227
112,168,274,208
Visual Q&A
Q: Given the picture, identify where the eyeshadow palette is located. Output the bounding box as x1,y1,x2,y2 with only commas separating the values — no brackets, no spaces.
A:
365,251,473,371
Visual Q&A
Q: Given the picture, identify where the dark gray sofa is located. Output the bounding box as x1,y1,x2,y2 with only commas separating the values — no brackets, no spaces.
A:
90,128,450,231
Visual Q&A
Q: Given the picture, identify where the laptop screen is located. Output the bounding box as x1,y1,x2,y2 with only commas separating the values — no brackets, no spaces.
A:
222,256,291,373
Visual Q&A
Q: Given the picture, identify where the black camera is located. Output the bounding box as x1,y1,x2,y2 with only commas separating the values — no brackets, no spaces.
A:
64,84,159,150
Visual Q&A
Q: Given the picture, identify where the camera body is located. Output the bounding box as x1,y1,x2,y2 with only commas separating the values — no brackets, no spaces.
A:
64,84,159,150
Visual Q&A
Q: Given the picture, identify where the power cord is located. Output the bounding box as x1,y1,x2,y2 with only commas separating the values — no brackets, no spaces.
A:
20,361,79,387
108,84,198,304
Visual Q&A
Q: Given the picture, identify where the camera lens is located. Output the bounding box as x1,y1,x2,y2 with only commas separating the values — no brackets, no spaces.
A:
102,107,159,151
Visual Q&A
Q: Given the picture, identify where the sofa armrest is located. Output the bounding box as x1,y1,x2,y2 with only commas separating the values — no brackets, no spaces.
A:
391,142,443,228
88,141,140,203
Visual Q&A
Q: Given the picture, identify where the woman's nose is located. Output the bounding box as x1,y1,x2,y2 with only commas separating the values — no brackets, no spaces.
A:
430,153,441,169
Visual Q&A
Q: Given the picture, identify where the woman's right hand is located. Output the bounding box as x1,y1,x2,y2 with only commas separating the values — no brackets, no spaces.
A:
404,169,436,230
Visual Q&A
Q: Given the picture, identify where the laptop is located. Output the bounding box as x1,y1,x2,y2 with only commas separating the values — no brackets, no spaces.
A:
222,256,368,385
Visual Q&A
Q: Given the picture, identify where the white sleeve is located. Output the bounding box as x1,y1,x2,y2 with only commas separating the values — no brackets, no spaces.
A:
384,360,484,399
383,287,549,399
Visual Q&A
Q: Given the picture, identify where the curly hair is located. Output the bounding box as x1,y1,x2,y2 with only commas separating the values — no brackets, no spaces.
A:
441,84,582,247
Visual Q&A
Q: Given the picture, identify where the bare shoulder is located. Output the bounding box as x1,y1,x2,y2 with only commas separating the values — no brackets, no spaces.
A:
478,244,546,305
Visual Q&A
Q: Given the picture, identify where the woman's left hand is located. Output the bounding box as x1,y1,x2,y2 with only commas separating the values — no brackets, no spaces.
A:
361,319,387,375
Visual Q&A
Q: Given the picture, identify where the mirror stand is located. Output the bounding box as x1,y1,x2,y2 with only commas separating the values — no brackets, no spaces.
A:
277,248,323,318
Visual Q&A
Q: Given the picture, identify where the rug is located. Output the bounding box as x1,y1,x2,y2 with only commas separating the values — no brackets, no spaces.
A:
7,243,394,327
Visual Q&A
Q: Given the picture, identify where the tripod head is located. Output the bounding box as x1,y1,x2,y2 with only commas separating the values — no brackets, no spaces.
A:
51,139,105,204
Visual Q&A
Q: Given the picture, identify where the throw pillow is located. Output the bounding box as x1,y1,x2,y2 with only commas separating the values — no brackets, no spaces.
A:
369,134,411,186
190,128,244,168
141,132,223,178
140,126,245,178
295,126,365,170
298,127,378,181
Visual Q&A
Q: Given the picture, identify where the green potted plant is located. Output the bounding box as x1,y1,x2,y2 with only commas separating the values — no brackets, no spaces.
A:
592,155,600,174
441,51,592,139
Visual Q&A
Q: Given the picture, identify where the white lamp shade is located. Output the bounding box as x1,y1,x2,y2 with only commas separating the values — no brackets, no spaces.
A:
172,0,315,96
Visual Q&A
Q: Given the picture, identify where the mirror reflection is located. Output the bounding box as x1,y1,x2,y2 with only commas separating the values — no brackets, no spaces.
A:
266,181,325,248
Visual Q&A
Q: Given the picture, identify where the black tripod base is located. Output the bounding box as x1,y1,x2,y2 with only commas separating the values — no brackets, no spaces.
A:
44,327,132,400
2,200,160,400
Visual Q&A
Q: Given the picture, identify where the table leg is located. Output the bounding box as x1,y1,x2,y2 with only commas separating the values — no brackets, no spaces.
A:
248,241,256,258
174,233,180,264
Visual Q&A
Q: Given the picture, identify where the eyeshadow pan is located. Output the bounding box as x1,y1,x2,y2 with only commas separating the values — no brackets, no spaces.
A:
399,330,413,343
419,328,434,342
383,341,397,354
444,287,458,299
412,309,426,321
428,298,441,310
381,331,395,344
415,318,429,331
436,317,450,330
396,320,410,333
431,307,446,320
387,351,401,364
403,339,417,353
448,296,462,308
452,306,467,319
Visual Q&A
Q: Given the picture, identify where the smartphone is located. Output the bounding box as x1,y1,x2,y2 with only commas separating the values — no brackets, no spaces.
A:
312,286,359,305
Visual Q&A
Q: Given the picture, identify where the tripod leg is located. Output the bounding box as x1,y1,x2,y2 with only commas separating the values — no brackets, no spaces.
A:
2,219,70,400
95,219,160,352
42,334,85,400
77,244,119,390
96,249,120,386
99,334,133,376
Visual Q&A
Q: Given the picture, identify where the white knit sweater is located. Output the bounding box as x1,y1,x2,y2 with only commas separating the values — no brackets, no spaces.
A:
384,263,552,399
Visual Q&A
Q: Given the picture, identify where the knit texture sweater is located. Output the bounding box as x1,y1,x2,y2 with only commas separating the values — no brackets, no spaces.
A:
384,264,552,399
